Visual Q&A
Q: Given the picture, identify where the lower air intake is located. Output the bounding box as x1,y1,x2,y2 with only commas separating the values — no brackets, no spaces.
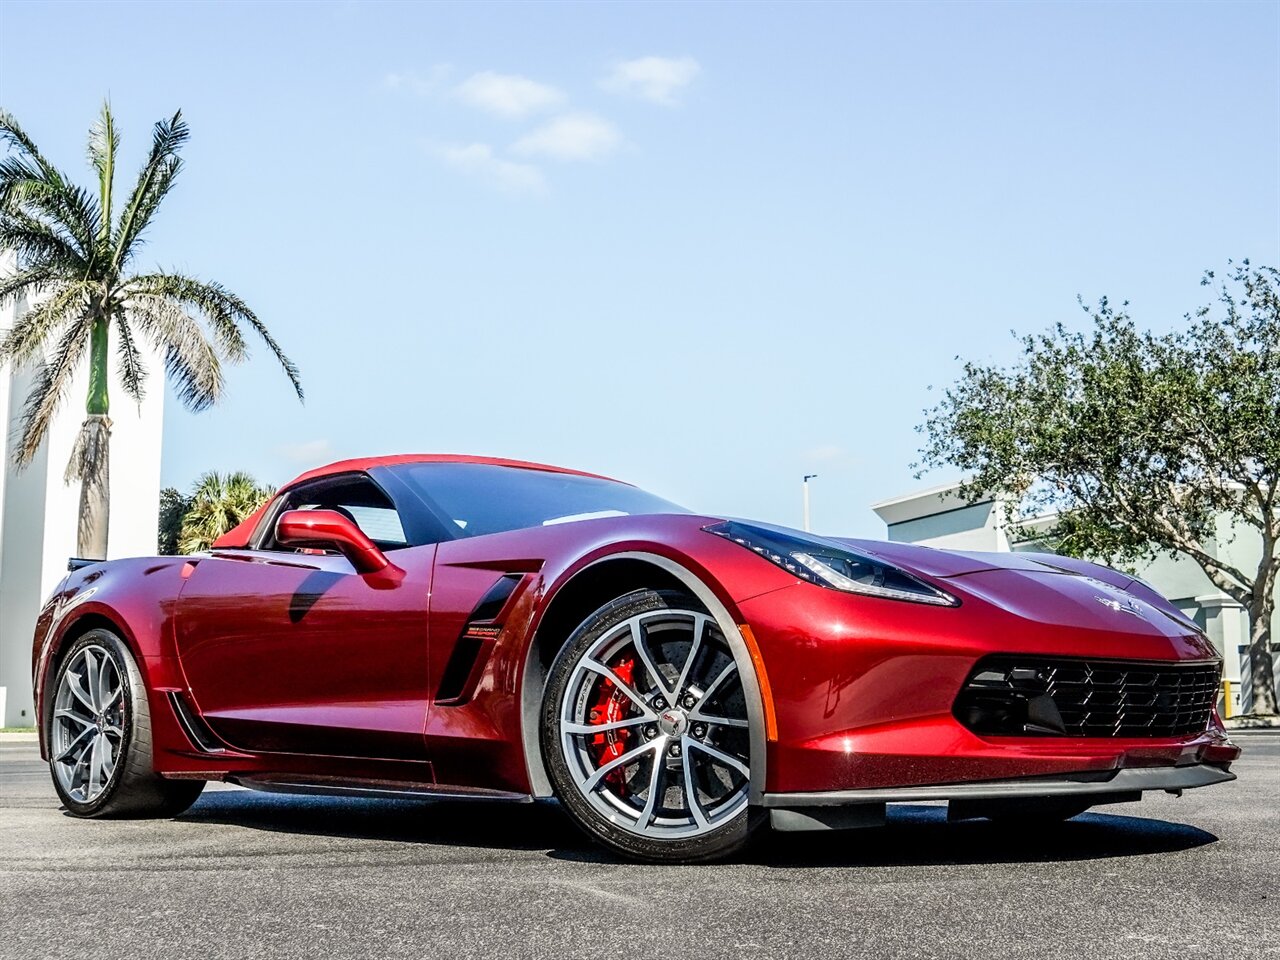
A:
954,655,1219,738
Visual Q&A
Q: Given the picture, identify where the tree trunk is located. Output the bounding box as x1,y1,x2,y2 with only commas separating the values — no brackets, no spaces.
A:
67,415,111,560
1246,596,1278,717
66,314,112,560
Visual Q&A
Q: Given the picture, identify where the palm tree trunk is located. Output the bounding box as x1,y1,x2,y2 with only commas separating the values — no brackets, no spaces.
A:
66,315,112,560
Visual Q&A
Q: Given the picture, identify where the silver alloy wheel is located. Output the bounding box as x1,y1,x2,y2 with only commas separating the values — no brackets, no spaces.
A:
52,645,125,804
558,608,750,839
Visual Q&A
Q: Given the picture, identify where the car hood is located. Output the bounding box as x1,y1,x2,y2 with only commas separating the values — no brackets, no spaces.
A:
838,538,1213,654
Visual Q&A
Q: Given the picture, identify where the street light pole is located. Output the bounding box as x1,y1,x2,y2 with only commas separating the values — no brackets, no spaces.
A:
802,474,818,532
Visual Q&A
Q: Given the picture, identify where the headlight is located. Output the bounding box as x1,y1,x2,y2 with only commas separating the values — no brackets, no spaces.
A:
705,520,959,607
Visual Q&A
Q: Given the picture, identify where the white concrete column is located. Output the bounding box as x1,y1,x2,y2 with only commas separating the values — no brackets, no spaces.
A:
0,278,164,727
1196,593,1247,716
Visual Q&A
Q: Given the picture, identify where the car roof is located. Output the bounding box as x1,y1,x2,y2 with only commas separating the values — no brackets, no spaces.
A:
282,454,619,489
211,454,622,549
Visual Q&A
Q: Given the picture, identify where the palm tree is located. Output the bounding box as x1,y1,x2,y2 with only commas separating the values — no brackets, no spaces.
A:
0,103,302,559
178,471,275,554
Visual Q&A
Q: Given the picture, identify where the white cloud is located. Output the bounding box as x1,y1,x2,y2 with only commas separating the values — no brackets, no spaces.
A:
455,71,565,119
600,56,700,105
383,65,451,96
435,143,546,194
512,114,621,162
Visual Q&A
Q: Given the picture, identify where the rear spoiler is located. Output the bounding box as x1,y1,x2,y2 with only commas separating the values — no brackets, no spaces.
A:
67,557,100,572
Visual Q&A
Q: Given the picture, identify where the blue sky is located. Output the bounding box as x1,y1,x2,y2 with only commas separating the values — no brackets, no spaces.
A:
2,0,1277,537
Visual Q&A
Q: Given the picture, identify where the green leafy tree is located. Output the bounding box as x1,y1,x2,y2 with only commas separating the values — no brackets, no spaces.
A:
157,486,190,555
0,103,302,560
918,262,1279,716
178,470,274,555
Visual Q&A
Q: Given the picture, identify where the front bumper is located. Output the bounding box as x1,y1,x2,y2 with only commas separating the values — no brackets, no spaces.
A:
737,581,1241,795
764,762,1236,831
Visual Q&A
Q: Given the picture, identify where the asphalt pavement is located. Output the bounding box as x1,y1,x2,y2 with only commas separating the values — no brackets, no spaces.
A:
1,731,1277,960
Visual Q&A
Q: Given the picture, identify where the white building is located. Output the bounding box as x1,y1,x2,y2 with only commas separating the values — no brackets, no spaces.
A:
872,482,1279,715
0,257,164,727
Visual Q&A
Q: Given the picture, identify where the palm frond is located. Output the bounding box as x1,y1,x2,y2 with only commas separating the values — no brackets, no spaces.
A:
128,272,303,401
0,263,56,308
87,101,118,245
113,312,147,404
0,208,91,273
0,111,101,251
128,295,222,409
15,314,93,465
111,111,188,269
178,469,274,554
0,282,88,369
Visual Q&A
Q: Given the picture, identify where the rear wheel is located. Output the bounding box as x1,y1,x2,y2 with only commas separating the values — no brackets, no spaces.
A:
541,589,760,863
48,629,204,818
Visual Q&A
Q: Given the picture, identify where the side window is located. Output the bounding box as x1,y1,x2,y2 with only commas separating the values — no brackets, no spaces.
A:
258,474,410,551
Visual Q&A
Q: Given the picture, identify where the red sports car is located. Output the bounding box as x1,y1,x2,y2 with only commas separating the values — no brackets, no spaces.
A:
32,454,1240,862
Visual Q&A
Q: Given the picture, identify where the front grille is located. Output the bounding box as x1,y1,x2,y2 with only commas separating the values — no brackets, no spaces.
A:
954,655,1220,738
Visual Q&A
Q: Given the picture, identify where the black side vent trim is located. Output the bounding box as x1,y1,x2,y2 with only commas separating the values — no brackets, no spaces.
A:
471,574,523,623
436,635,486,704
168,691,226,753
436,574,526,705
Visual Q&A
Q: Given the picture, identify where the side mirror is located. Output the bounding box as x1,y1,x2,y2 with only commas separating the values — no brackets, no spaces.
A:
275,509,390,575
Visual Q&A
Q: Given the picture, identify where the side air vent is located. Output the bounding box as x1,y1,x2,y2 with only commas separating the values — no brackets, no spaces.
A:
470,574,523,622
168,691,226,753
436,574,525,704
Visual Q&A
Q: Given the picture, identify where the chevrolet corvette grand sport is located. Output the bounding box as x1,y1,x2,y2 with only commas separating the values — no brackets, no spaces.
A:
32,455,1240,862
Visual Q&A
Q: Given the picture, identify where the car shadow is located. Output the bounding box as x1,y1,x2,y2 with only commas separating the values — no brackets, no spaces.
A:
746,804,1219,868
178,789,592,853
178,790,1218,867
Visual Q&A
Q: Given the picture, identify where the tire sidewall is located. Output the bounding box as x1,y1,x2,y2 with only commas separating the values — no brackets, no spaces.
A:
47,629,141,817
540,588,757,863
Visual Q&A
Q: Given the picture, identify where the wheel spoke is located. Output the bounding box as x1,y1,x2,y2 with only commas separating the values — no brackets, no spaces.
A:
581,659,657,718
64,672,96,712
629,619,675,702
98,661,121,711
634,749,665,832
688,738,750,779
582,737,664,792
100,736,116,780
83,651,102,712
54,725,94,762
681,736,711,830
87,735,104,796
690,660,738,714
562,716,648,736
673,614,706,700
693,714,749,729
54,708,93,727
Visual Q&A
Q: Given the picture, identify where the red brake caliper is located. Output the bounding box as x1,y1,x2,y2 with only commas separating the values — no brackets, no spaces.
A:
588,657,636,795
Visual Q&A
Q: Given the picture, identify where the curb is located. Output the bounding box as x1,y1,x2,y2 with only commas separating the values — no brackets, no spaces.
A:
0,731,38,743
1223,716,1280,730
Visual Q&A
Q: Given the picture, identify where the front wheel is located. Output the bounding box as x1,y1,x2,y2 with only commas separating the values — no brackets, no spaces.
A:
541,589,761,863
48,629,204,818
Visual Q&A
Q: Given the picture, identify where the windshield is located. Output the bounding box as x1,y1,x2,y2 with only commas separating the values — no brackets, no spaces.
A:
387,462,688,538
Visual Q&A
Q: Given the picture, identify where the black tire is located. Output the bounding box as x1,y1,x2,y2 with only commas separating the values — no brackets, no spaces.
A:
47,629,204,818
541,588,763,863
